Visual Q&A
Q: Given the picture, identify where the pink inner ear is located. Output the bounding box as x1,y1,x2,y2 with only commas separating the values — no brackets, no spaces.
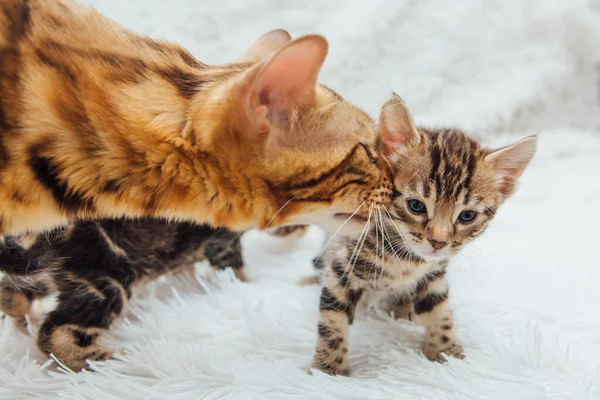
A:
380,112,416,156
382,130,407,156
378,94,419,156
497,167,521,194
257,88,277,122
255,62,314,113
252,36,326,118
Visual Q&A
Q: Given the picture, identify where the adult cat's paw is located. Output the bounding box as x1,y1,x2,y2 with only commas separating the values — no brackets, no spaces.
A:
421,340,465,363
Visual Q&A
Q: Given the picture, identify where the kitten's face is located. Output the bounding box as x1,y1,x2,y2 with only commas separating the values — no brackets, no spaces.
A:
387,129,502,261
379,95,537,262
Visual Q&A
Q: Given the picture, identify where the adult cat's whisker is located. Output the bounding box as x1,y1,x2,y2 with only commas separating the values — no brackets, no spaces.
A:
264,196,298,229
343,205,373,283
315,200,367,261
373,208,381,280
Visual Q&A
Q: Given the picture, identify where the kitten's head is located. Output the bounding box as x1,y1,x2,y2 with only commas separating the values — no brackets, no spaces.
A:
379,94,537,262
198,30,391,234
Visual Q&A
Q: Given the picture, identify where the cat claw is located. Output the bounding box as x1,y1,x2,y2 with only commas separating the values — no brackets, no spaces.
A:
422,342,465,363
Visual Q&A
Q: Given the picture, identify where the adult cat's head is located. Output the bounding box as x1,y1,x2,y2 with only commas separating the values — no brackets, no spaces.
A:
379,94,537,262
191,30,392,234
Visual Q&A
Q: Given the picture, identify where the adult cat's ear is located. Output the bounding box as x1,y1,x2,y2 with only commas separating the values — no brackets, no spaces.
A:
239,29,292,63
246,35,328,133
485,135,537,195
379,93,420,156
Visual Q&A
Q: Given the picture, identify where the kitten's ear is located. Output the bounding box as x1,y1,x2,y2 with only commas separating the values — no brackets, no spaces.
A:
239,29,292,63
485,135,538,195
245,35,328,134
379,93,420,156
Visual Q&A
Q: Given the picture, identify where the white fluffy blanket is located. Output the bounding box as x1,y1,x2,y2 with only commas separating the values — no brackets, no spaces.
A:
2,0,600,398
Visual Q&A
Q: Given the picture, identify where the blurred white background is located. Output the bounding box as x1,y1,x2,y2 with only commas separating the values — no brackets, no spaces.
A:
82,0,600,133
2,1,600,398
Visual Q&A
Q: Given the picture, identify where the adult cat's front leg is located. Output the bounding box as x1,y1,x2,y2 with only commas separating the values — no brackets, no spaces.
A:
311,273,363,376
412,270,464,362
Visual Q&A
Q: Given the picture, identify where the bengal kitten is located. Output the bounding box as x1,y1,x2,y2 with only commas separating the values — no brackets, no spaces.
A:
0,220,309,370
0,0,392,269
310,94,537,376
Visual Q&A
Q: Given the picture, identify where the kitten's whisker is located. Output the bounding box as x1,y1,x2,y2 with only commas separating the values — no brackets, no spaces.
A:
376,209,388,281
378,211,404,260
382,205,418,258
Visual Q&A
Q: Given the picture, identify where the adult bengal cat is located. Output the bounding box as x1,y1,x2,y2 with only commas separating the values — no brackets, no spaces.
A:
0,0,393,274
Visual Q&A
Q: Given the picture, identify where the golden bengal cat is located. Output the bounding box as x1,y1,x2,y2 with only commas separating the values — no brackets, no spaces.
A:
0,0,394,275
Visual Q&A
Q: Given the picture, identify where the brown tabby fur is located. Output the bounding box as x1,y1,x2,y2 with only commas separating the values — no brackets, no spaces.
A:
0,0,391,243
0,219,291,370
309,94,537,375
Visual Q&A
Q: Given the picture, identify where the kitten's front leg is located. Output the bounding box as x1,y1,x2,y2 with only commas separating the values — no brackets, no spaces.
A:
37,275,130,371
311,274,363,376
413,271,464,362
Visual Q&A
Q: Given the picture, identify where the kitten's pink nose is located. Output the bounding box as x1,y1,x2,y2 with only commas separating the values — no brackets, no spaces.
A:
427,238,448,250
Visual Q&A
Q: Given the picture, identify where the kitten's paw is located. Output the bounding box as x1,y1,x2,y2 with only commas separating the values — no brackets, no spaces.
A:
310,359,350,376
298,275,320,286
41,325,116,371
422,341,465,363
393,303,413,321
63,346,116,371
233,268,249,282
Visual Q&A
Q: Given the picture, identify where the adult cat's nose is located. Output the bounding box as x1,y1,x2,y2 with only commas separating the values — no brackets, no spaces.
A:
427,238,448,250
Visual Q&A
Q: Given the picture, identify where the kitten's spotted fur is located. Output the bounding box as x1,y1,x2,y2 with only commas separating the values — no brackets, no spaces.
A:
0,220,306,370
310,94,537,376
0,0,392,267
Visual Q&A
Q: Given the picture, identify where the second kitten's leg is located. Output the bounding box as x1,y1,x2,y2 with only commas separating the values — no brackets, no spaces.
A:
311,273,363,376
0,274,54,319
204,231,248,282
268,225,308,238
37,276,129,371
412,271,464,362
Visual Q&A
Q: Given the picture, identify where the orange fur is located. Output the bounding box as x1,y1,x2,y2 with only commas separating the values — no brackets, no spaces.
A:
0,0,392,238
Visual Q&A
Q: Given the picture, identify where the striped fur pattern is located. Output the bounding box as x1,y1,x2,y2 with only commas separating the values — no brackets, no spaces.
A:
0,0,391,253
0,218,286,371
310,94,537,376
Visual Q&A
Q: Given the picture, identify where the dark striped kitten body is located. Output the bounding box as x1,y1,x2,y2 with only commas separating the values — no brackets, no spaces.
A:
0,220,305,370
310,95,537,376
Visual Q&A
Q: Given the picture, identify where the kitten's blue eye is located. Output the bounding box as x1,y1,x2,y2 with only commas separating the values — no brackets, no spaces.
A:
458,210,477,223
408,199,426,214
